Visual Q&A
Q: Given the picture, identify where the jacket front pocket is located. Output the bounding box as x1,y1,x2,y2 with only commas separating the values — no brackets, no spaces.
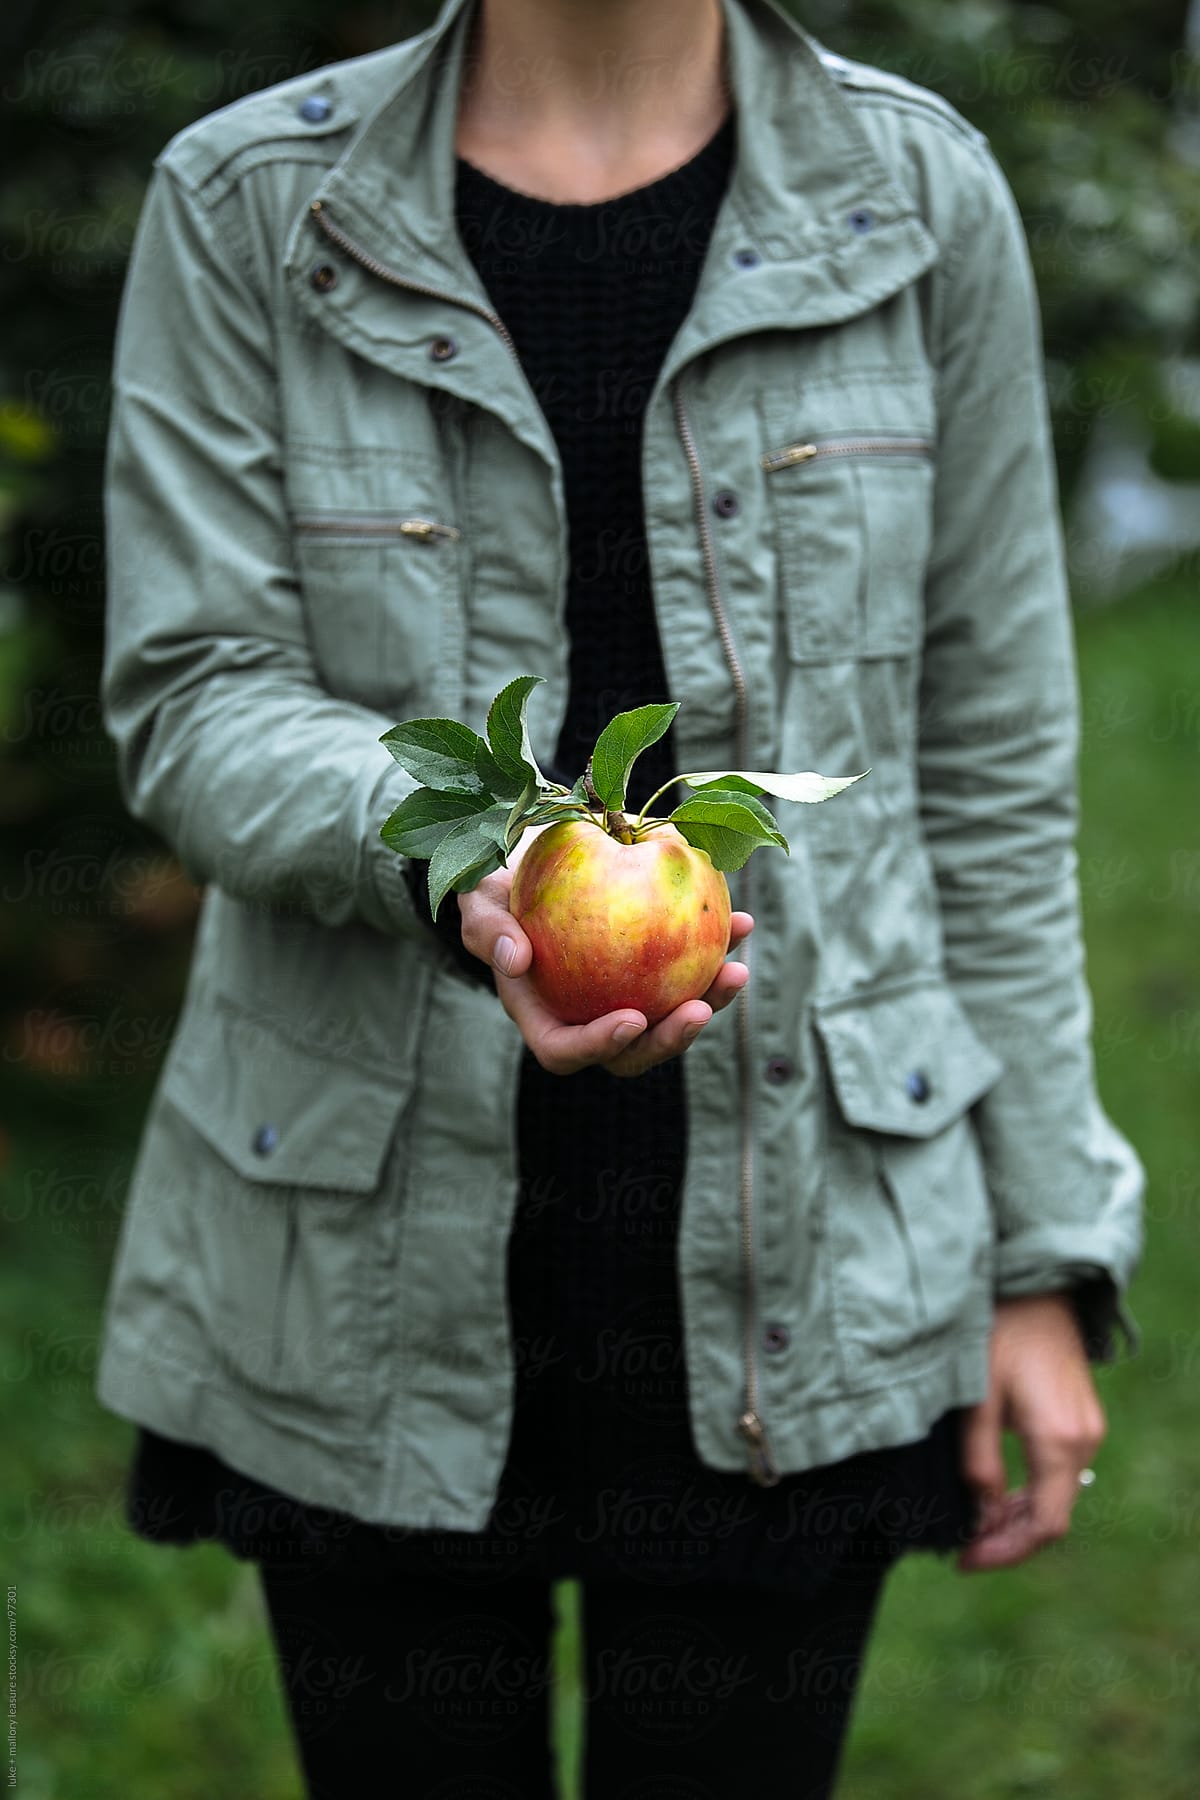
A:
810,976,1005,1391
761,416,934,664
158,993,412,1431
287,454,466,718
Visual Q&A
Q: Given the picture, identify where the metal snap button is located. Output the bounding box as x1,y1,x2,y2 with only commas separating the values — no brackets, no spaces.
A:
309,262,338,293
299,94,332,124
763,1323,791,1354
429,336,459,362
733,246,760,269
765,1055,793,1084
712,489,740,519
847,207,876,234
252,1123,279,1156
905,1069,931,1104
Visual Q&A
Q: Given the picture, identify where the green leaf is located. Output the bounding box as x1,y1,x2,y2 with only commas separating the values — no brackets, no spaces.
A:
487,675,546,786
680,767,869,804
427,804,512,922
517,800,594,838
474,735,528,800
667,790,789,873
380,786,494,860
672,785,787,838
590,703,680,811
379,718,487,793
503,774,538,850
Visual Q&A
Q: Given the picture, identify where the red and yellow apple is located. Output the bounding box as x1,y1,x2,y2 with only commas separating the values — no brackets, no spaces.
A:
508,812,732,1026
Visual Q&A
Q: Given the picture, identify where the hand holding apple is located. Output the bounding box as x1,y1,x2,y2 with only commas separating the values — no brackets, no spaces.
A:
457,845,755,1077
378,675,867,1051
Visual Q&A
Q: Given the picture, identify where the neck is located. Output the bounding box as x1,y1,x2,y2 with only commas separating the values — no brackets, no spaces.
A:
457,0,730,186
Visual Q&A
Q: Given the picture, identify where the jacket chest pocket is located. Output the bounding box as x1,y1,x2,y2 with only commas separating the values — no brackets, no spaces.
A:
760,399,935,664
287,450,465,717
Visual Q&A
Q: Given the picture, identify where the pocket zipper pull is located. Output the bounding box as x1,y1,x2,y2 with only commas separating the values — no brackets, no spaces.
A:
737,1408,782,1487
760,442,818,472
398,518,462,541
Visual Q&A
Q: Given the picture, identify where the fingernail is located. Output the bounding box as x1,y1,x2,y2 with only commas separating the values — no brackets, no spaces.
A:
494,935,517,975
612,1022,642,1047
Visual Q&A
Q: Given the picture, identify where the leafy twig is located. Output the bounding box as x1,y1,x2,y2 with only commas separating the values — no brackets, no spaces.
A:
378,674,867,920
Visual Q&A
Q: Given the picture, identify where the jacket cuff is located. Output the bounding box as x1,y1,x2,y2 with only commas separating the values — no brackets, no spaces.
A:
994,1257,1141,1364
1067,1270,1134,1365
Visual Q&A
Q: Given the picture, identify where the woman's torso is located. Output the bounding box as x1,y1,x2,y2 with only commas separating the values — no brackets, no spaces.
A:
127,108,977,1585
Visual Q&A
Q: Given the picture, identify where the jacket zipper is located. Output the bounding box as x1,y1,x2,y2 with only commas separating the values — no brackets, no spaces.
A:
309,200,522,363
312,193,779,1484
760,434,933,473
293,515,462,542
672,376,781,1489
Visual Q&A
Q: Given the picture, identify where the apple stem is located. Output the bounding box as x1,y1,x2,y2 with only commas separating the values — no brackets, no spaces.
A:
633,776,690,830
584,757,634,843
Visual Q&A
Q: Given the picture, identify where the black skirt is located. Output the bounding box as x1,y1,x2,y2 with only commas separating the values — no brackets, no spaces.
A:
126,1045,980,1595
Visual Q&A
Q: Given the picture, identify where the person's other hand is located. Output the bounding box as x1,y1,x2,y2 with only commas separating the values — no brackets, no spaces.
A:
455,822,752,1077
957,1292,1107,1572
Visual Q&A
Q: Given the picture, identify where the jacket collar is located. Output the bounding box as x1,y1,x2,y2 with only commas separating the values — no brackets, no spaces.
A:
288,0,937,398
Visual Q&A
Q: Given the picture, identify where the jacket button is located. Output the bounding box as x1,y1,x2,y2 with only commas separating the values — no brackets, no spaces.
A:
712,489,740,518
252,1123,279,1156
299,95,332,123
733,246,760,268
763,1323,791,1354
848,206,876,234
309,263,338,293
765,1055,793,1084
905,1069,931,1104
429,336,459,362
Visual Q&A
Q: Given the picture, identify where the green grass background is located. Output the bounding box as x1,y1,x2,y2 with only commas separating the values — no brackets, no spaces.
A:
2,568,1195,1797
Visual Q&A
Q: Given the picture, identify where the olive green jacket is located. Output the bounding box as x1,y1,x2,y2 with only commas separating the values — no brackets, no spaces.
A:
95,0,1145,1528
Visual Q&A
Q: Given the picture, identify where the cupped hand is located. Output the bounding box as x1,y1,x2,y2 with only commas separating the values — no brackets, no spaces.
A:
956,1292,1107,1573
455,824,752,1077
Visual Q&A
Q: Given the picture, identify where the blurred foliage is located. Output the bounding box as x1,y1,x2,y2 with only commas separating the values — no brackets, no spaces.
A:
810,0,1200,496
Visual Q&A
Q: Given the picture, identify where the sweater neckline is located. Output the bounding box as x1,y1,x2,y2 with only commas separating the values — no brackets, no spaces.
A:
454,108,734,212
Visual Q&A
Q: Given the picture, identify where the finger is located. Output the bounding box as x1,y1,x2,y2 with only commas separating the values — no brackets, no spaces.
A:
702,961,749,1014
958,1453,1082,1573
959,1394,1007,1507
727,911,755,950
957,1489,1038,1573
604,998,714,1079
1025,1456,1083,1552
502,979,650,1075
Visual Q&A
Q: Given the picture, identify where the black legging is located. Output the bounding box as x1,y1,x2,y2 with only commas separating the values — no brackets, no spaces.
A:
258,1557,892,1799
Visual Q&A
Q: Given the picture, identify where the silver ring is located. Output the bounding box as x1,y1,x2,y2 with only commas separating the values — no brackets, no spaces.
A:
1078,1467,1097,1487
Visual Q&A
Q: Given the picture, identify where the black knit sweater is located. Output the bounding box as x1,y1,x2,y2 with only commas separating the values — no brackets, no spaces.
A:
127,107,985,1587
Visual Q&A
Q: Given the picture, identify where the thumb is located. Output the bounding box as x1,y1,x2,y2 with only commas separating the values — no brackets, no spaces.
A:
490,923,531,980
458,880,533,980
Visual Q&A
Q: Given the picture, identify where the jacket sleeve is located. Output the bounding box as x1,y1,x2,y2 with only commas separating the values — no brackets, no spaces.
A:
916,142,1146,1362
100,157,430,943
